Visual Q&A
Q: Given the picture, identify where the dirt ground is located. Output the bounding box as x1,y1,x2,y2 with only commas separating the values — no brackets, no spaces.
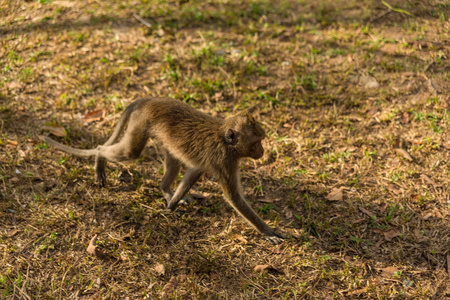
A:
0,0,449,299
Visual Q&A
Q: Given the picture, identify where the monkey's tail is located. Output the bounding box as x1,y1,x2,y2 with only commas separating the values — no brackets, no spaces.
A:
102,98,142,146
39,135,97,157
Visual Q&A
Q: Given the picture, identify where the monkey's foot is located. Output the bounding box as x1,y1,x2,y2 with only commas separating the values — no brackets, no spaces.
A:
94,157,107,187
264,231,285,245
94,168,106,187
178,195,193,206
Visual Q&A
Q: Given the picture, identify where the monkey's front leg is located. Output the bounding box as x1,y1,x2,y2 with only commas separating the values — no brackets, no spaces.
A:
166,168,203,210
220,178,285,245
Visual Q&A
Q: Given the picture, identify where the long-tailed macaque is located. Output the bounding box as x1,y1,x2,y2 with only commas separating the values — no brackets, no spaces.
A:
40,97,284,244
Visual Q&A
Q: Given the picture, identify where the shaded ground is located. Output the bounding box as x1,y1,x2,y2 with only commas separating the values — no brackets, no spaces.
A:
0,0,449,299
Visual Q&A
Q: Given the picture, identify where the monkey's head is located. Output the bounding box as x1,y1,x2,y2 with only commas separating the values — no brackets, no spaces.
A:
224,112,266,159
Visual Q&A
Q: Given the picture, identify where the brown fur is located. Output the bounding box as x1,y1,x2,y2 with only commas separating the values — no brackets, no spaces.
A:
40,97,284,244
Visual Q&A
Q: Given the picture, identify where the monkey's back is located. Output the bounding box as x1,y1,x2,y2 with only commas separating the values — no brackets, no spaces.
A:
130,97,230,172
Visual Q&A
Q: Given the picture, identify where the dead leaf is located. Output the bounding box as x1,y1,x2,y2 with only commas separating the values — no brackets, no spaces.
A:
234,234,248,244
374,238,385,248
7,139,18,146
379,202,388,213
6,229,21,237
42,122,67,137
381,266,399,278
414,229,426,243
154,263,166,275
84,109,106,123
386,184,400,195
443,140,450,150
359,75,380,89
254,264,280,274
447,255,450,277
93,278,101,289
352,218,366,224
401,112,410,123
423,207,442,220
190,193,206,199
9,177,19,183
120,251,129,261
359,206,375,218
258,198,281,203
326,187,344,201
179,274,187,283
86,235,107,259
212,92,223,101
394,148,413,162
347,288,366,296
53,0,76,7
384,229,401,241
162,276,178,295
285,209,293,219
420,174,439,188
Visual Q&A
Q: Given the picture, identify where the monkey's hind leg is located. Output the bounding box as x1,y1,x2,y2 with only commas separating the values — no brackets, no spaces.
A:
94,156,107,186
160,152,181,202
95,122,148,183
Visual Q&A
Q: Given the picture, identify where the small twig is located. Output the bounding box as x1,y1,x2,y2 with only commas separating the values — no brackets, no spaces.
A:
424,61,434,73
421,62,438,95
381,1,413,16
132,13,152,28
369,10,392,24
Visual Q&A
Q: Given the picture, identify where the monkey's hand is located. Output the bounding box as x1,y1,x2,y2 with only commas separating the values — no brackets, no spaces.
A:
264,230,285,245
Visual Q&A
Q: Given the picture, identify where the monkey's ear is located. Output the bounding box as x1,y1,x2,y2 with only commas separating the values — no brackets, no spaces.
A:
225,129,239,145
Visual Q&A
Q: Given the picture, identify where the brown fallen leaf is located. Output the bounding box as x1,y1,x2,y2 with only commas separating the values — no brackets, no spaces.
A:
384,229,401,241
443,140,450,150
352,218,366,224
359,206,375,218
326,187,344,201
447,255,450,277
9,177,19,183
234,234,248,244
42,122,68,137
414,229,426,243
190,193,206,199
162,276,178,295
420,174,439,188
7,139,18,146
386,184,400,195
84,109,106,123
285,209,293,219
347,288,366,296
6,229,21,237
154,263,166,275
179,274,187,283
394,148,413,162
93,278,101,289
374,238,385,248
402,112,410,123
86,235,107,259
423,207,442,220
253,264,282,274
381,266,399,278
379,202,388,214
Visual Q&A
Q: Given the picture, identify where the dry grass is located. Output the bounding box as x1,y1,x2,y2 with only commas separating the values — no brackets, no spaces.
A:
1,0,449,299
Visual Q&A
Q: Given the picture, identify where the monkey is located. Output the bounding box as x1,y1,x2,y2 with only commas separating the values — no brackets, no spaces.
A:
40,97,284,244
